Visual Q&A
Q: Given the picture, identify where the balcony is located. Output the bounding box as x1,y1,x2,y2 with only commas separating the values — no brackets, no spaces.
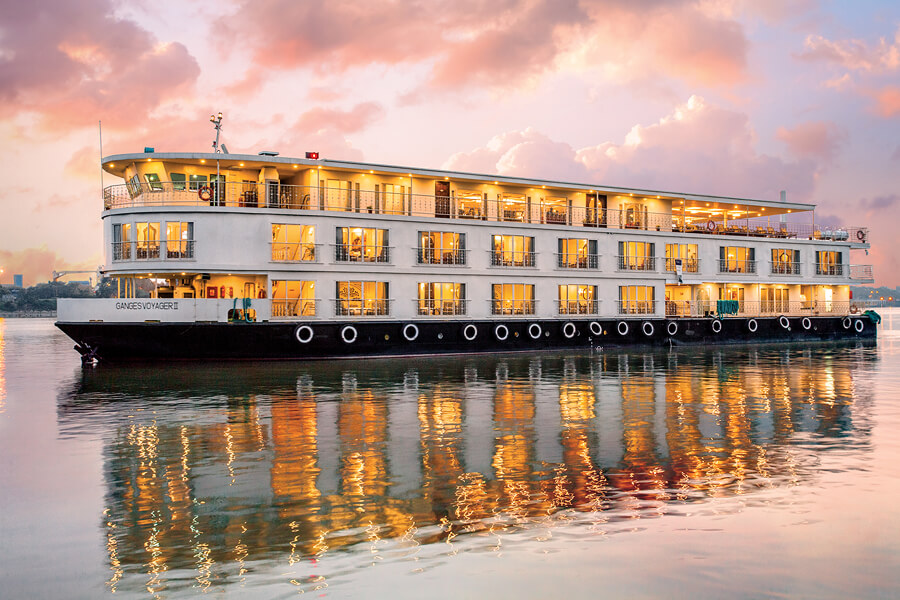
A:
270,243,320,263
849,264,874,283
490,300,537,316
333,244,392,264
334,299,391,317
556,253,600,269
112,240,194,261
616,300,658,315
416,299,469,316
815,263,844,277
416,247,468,266
666,300,863,318
664,257,700,273
617,256,656,272
271,299,318,318
558,300,601,315
718,259,757,275
489,250,536,268
770,261,800,276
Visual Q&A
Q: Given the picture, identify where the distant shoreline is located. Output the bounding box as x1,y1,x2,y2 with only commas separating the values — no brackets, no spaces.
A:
0,311,56,318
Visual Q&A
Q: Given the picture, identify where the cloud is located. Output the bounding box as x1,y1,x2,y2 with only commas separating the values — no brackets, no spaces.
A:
0,247,99,287
292,103,385,135
64,146,101,181
859,194,900,211
797,27,900,72
871,85,900,118
445,96,818,202
775,121,847,161
0,0,200,130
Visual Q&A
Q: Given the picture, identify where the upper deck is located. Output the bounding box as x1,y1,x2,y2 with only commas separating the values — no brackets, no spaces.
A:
101,152,870,246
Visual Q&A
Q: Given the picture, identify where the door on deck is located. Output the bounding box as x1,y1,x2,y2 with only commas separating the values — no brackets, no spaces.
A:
435,181,451,218
585,193,607,227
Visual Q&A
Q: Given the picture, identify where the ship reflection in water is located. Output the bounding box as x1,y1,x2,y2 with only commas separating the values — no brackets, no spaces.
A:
58,343,875,595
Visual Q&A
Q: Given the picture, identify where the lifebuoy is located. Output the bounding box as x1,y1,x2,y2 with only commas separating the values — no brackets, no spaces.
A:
463,324,478,341
198,185,212,201
294,325,314,344
711,319,722,333
642,321,654,337
747,318,758,332
850,305,860,314
589,321,603,336
707,220,717,232
562,322,576,339
257,289,266,299
666,321,678,336
495,324,509,341
403,324,419,341
617,321,629,336
854,319,865,333
779,315,790,329
341,325,357,344
801,317,812,330
528,323,542,339
856,230,865,242
842,316,852,329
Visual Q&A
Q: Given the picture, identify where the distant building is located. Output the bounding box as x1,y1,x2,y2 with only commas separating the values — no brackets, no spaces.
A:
13,274,23,288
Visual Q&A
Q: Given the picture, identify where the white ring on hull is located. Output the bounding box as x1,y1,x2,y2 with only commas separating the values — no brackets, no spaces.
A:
463,324,478,341
495,324,509,341
711,319,722,333
528,323,542,339
341,325,358,344
801,317,812,331
779,315,790,329
854,318,865,333
617,321,629,336
642,321,654,337
589,321,603,336
667,321,678,336
562,322,577,339
747,318,758,333
295,325,314,344
842,317,852,329
403,324,419,341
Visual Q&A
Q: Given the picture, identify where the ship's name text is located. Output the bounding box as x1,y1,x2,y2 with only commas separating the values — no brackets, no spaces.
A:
116,301,180,311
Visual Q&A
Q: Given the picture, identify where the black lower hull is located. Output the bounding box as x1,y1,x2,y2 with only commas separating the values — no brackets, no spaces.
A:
56,316,877,362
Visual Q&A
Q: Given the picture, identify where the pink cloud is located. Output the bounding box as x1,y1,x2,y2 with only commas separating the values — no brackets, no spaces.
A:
292,103,385,135
775,121,847,161
871,86,900,118
797,27,900,72
0,247,98,287
0,0,200,130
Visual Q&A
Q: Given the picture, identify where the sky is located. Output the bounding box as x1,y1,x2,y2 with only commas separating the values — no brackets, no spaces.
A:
0,0,898,286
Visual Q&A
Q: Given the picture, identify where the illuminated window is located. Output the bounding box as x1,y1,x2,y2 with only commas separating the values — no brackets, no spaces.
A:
144,172,163,191
135,222,160,259
272,224,316,262
336,227,390,263
558,284,597,314
816,250,843,276
166,222,194,259
271,280,316,317
170,173,186,191
618,285,655,314
336,281,389,316
491,234,534,267
112,223,131,260
418,282,466,315
418,231,465,265
617,241,655,271
558,239,598,269
665,243,698,272
770,248,800,275
492,284,535,315
718,246,756,273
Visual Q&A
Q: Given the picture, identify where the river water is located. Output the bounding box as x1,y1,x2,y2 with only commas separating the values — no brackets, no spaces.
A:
1,315,900,598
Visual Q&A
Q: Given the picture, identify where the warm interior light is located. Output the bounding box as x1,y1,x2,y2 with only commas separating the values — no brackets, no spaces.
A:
200,159,206,163
239,163,244,167
370,170,374,173
293,165,298,169
109,163,115,167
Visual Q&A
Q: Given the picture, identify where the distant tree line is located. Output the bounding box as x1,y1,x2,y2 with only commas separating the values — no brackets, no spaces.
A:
0,279,119,312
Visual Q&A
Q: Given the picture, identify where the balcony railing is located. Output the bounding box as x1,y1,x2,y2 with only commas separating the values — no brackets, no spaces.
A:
334,299,391,316
489,251,536,267
718,259,757,274
617,256,656,272
815,263,845,276
558,300,601,315
849,264,874,283
270,243,320,263
333,244,392,263
490,300,537,316
271,298,318,318
617,300,658,315
416,247,468,266
112,240,195,261
666,300,855,318
770,261,800,275
556,253,599,269
664,257,700,273
103,182,867,245
416,299,469,316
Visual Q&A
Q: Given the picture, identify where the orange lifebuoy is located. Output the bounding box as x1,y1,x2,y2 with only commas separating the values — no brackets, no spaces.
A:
856,230,865,242
706,220,716,232
257,289,267,299
198,185,212,201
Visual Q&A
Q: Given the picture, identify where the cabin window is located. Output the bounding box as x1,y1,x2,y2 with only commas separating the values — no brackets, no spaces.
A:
719,246,756,273
457,190,484,219
166,222,194,259
418,231,465,265
171,173,186,190
189,174,208,191
499,193,527,222
771,248,800,275
541,197,567,224
491,283,535,315
816,251,843,276
336,281,390,316
335,227,389,263
665,244,698,272
418,282,466,315
382,183,406,215
144,172,163,191
112,223,131,260
272,225,316,262
617,241,655,271
558,284,597,314
271,280,316,317
619,285,655,314
491,234,534,267
558,239,597,269
761,287,789,313
126,174,142,197
135,222,160,259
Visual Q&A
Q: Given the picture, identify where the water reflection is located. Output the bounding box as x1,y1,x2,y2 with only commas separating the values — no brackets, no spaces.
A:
0,319,6,411
58,343,876,595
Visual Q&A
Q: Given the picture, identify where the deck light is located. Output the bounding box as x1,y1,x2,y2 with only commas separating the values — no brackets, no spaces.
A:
239,163,244,167
200,159,206,163
293,165,299,169
109,163,115,167
370,170,374,173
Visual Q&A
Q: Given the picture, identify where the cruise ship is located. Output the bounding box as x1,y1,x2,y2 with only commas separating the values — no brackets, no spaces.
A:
56,147,877,362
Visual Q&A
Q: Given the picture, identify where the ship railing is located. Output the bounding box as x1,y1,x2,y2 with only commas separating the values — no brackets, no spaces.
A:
814,262,845,276
489,250,536,268
558,300,601,315
271,299,318,318
270,242,321,263
616,300,658,315
665,300,856,318
770,261,801,275
111,240,195,261
332,244,392,264
415,247,468,266
664,257,700,273
555,253,600,269
103,182,868,244
849,264,874,283
616,256,657,272
490,300,537,316
415,299,469,316
717,259,757,274
333,299,392,316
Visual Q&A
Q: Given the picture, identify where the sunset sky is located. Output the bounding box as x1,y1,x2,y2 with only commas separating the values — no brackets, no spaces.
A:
1,0,898,286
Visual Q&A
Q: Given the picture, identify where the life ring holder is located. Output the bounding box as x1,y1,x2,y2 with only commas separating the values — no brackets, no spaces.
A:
562,322,577,339
854,318,865,333
842,316,852,330
711,319,722,333
706,220,717,232
463,324,478,341
589,321,603,336
340,325,357,344
617,321,629,336
856,229,866,242
642,321,654,337
495,324,509,341
402,324,419,341
528,323,542,339
666,321,678,336
294,325,314,344
198,185,212,202
747,318,758,333
801,317,812,331
778,315,790,330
